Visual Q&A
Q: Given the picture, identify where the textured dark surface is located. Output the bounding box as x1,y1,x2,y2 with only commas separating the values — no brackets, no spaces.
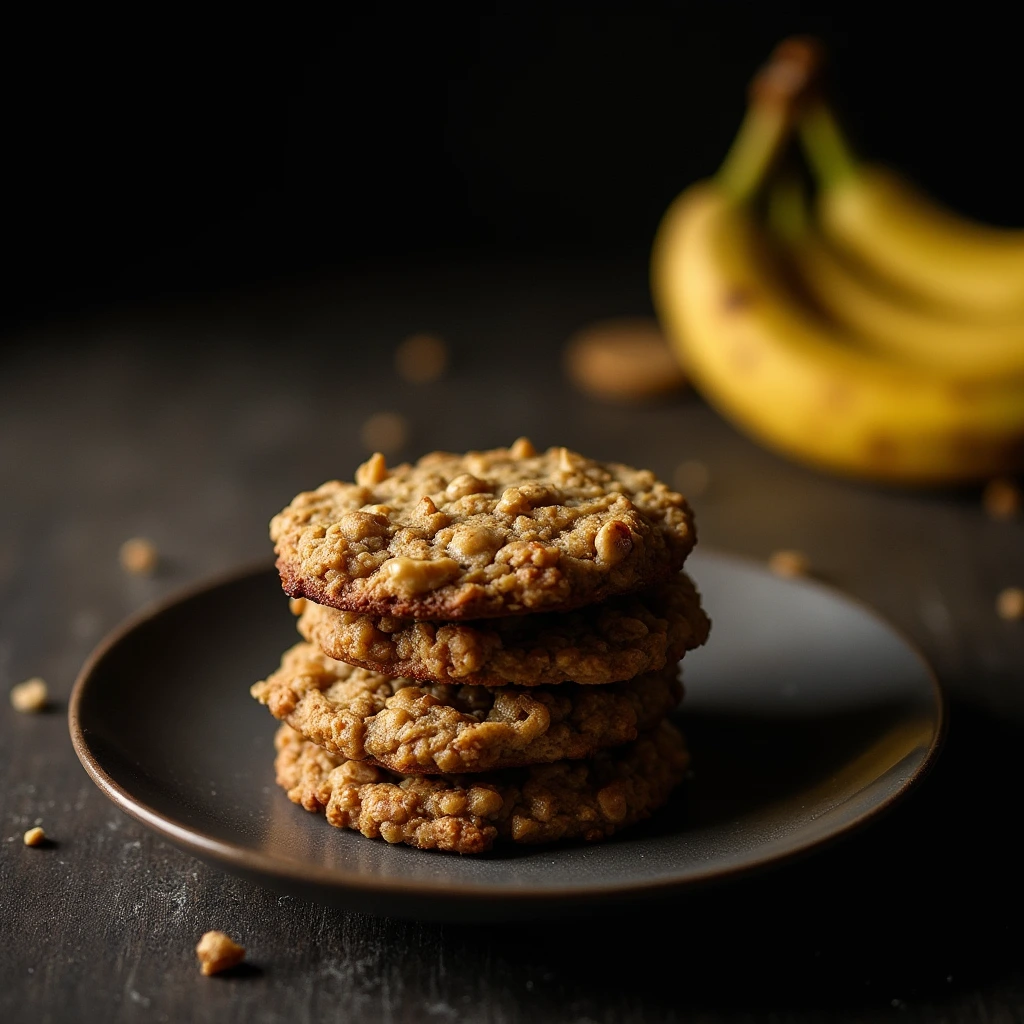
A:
2,260,1023,1022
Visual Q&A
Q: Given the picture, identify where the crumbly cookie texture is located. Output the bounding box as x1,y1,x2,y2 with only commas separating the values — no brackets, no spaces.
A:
252,642,683,774
270,439,696,619
273,719,689,854
294,572,709,687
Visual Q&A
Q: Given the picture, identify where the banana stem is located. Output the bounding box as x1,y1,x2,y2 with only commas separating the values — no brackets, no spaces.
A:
766,170,810,242
715,102,794,204
798,100,859,189
716,36,823,203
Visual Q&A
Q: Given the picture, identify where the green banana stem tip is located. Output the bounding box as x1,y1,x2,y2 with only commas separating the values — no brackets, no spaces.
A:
797,100,859,189
716,37,824,204
766,171,811,242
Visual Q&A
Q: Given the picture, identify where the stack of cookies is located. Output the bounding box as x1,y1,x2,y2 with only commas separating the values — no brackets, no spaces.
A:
252,438,710,854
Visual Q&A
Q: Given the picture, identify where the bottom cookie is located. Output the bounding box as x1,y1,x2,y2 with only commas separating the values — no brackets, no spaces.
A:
273,720,689,855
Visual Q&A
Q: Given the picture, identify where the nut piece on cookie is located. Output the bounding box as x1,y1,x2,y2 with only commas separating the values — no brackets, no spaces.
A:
196,931,245,976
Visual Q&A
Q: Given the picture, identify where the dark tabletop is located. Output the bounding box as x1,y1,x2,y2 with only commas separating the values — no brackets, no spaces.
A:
2,259,1022,1024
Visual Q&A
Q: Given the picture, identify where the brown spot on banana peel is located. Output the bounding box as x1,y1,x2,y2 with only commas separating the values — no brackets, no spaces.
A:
865,433,899,465
822,379,854,410
722,289,755,312
946,379,990,404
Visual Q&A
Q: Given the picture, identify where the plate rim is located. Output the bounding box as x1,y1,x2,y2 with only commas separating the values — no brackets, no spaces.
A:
68,548,947,907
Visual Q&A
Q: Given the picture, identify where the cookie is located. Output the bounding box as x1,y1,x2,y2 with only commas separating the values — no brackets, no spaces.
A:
270,439,696,619
252,642,683,774
293,571,710,687
273,719,689,854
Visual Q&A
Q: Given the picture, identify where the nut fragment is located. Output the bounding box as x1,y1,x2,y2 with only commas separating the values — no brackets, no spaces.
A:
10,677,48,713
23,826,46,847
768,549,810,579
355,452,389,486
381,556,461,596
196,931,246,976
563,317,687,401
594,520,634,566
996,587,1024,621
394,333,449,384
119,538,159,575
359,412,408,456
508,437,536,458
983,478,1022,520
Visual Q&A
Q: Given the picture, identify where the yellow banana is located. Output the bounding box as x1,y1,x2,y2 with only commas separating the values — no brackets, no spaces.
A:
650,182,1024,485
769,178,1024,380
800,101,1024,322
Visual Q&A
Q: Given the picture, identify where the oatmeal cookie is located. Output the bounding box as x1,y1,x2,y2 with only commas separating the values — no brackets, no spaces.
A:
273,719,689,854
270,439,696,619
293,572,709,687
252,642,683,774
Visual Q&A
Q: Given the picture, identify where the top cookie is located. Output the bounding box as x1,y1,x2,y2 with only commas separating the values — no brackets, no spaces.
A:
270,438,696,619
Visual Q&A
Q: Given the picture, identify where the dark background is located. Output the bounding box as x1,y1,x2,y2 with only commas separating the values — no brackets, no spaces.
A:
4,5,1021,328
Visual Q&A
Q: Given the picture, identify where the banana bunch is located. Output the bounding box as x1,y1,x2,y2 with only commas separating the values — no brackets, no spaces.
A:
650,37,1024,486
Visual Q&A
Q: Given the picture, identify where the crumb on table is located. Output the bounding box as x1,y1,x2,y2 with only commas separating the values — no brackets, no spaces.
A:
563,317,687,402
394,333,448,384
10,677,48,713
23,826,46,847
359,412,408,455
672,459,710,499
120,537,159,575
196,931,245,976
768,549,810,579
983,478,1022,520
996,587,1024,621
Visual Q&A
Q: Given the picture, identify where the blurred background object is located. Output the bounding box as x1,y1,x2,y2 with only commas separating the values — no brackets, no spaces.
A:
563,316,687,402
651,35,1024,486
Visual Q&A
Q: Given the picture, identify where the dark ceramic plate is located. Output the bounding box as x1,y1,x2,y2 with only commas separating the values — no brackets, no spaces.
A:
69,550,944,922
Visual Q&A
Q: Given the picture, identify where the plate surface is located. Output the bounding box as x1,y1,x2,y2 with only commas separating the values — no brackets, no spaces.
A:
69,550,944,921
